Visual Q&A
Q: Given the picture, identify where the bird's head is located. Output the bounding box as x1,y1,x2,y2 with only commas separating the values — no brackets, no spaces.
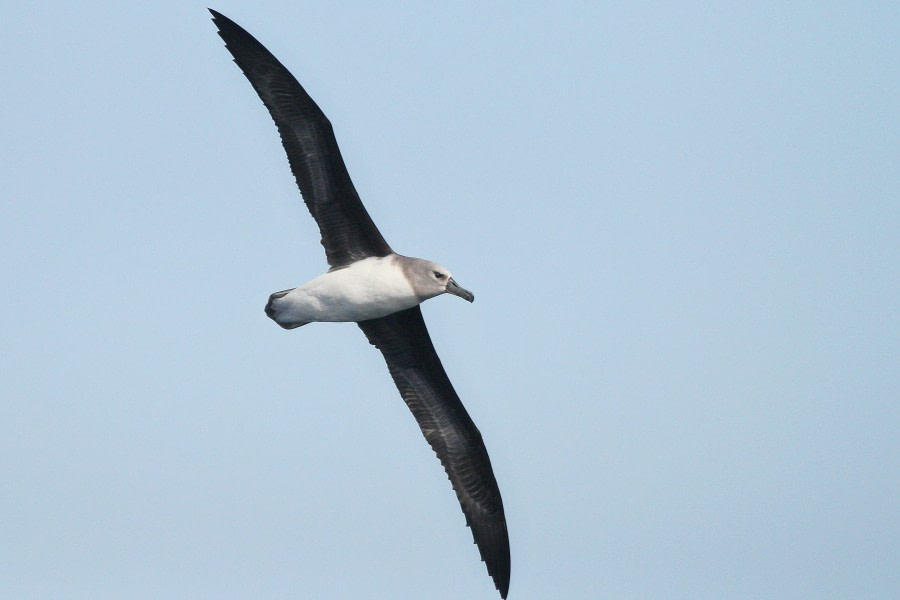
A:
406,258,475,303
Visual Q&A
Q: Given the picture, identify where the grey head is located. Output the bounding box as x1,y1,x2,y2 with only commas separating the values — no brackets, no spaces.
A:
399,256,475,303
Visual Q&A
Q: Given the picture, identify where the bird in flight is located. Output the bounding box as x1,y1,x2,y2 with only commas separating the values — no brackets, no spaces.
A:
210,10,510,597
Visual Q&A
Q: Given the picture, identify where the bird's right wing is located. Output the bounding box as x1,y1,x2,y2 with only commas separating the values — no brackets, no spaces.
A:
210,10,393,267
358,306,511,598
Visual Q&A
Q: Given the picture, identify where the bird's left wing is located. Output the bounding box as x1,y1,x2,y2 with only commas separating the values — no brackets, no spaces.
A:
357,307,510,598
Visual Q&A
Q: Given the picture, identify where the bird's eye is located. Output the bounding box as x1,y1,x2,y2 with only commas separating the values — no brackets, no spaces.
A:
433,271,446,279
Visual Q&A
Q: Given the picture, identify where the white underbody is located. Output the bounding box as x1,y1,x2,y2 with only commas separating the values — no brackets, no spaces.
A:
271,255,421,325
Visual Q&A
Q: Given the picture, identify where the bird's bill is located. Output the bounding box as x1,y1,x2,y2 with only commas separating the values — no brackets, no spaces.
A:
445,278,475,303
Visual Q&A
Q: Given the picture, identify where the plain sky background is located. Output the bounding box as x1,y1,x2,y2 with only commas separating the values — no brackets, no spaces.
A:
2,2,898,599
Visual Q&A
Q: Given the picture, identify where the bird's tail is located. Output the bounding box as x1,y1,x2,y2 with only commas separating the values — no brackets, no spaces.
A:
265,289,309,329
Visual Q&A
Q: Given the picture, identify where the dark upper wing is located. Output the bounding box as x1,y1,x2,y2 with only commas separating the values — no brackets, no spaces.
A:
357,307,510,599
210,10,392,267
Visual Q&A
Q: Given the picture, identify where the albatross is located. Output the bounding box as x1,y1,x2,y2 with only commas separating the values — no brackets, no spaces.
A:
210,10,510,598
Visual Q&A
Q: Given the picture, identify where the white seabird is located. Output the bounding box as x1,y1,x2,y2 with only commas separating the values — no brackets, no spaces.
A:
210,10,510,598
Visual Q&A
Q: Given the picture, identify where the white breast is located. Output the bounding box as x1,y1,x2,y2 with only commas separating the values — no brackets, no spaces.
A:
278,256,420,323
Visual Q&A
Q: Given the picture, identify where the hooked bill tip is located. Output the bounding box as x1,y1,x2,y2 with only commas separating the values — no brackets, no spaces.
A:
446,278,474,302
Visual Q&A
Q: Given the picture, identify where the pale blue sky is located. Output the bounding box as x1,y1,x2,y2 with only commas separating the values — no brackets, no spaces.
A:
1,2,898,599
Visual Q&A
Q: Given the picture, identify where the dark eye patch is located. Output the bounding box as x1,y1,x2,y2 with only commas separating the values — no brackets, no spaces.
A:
433,271,446,279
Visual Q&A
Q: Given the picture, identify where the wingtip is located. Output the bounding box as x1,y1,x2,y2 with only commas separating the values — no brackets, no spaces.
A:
466,514,510,598
492,557,511,599
207,8,234,32
208,8,228,35
485,527,511,598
